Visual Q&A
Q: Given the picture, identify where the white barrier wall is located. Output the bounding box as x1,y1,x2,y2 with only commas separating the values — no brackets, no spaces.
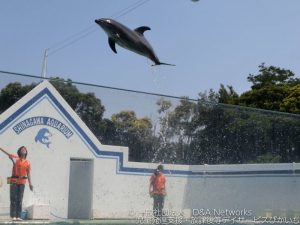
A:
0,81,299,221
91,162,300,219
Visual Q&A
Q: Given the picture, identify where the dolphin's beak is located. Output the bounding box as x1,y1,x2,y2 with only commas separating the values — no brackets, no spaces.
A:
95,19,102,25
95,18,111,26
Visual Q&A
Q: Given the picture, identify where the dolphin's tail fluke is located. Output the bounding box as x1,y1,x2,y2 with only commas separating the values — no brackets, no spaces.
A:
152,62,176,66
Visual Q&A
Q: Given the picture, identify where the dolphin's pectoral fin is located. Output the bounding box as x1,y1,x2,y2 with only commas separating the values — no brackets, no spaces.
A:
108,38,117,54
134,26,151,35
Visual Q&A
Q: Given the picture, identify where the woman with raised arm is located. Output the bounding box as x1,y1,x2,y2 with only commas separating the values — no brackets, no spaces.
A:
0,146,33,221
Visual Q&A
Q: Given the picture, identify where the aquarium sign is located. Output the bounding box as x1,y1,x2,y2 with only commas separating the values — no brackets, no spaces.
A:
12,116,74,139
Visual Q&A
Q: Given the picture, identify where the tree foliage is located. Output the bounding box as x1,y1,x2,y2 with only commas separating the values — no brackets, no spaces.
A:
237,63,300,112
247,63,299,89
0,79,109,143
111,110,154,161
1,63,300,164
0,82,36,114
149,63,300,164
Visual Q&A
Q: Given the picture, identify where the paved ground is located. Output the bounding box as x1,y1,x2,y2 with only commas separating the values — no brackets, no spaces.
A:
0,219,279,225
0,219,136,225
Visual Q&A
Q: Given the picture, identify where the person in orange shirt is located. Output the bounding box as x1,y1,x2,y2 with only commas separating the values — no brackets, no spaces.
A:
0,146,33,221
149,164,166,218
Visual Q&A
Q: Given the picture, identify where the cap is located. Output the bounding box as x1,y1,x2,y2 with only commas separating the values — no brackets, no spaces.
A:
157,164,164,171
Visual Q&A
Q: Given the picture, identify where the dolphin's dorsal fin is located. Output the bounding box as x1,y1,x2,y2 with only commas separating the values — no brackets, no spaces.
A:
108,37,117,54
134,26,151,35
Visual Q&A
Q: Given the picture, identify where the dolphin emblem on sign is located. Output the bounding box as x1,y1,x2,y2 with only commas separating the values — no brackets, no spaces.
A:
95,18,175,66
35,128,52,148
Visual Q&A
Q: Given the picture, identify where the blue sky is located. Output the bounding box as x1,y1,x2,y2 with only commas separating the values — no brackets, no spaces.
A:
1,0,300,99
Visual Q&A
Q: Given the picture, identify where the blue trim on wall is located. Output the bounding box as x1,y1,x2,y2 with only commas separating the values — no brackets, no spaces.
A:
1,87,299,177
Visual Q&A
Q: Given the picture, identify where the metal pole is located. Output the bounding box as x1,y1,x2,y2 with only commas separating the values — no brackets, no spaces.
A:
41,49,49,78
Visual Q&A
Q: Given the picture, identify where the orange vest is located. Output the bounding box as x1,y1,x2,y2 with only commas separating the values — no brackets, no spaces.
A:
11,156,31,185
150,173,166,195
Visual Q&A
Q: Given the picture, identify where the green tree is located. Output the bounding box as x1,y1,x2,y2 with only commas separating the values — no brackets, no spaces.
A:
217,84,239,104
0,82,36,114
0,79,111,143
49,78,108,142
2,63,300,165
153,98,198,164
239,85,290,111
111,110,154,161
280,84,300,113
253,153,282,163
247,63,299,90
238,63,300,112
154,87,300,164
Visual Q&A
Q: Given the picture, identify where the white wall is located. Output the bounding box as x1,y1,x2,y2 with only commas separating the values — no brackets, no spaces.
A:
91,161,300,219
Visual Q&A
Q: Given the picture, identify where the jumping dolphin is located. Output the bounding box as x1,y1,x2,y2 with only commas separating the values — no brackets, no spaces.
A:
95,18,175,66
